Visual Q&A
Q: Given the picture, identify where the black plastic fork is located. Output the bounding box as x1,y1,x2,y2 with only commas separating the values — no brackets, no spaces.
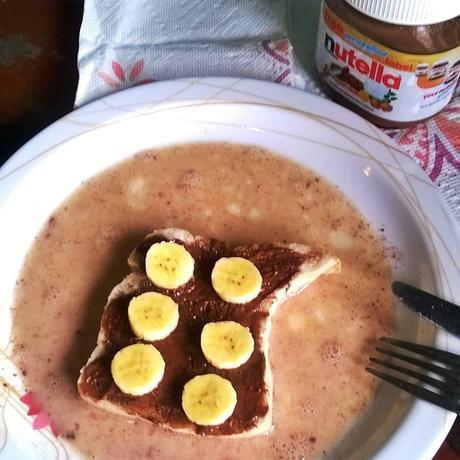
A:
366,337,460,414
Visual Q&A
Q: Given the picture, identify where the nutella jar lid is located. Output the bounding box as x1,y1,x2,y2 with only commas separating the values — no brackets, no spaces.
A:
344,0,460,25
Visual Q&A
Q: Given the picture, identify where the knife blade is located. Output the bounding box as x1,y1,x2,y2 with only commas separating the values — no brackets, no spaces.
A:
392,281,460,338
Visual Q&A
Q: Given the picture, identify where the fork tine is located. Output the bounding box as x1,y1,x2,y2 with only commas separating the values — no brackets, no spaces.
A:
375,347,459,382
366,367,459,413
381,337,460,368
369,357,447,390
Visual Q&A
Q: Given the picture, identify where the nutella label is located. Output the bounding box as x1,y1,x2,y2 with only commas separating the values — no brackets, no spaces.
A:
315,3,460,122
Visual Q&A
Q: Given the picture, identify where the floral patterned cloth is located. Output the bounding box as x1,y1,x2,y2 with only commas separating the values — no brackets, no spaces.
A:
76,0,459,224
384,89,460,224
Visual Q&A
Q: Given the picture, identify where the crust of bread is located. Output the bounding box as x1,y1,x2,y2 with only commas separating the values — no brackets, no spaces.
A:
78,228,340,437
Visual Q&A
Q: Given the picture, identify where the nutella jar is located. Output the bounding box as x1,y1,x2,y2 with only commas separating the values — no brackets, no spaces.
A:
315,0,460,127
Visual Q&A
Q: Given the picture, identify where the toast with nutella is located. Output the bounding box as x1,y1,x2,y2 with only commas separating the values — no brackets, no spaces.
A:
78,228,340,436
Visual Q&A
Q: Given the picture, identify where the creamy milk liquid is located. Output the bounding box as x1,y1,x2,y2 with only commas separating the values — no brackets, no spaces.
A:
12,143,394,459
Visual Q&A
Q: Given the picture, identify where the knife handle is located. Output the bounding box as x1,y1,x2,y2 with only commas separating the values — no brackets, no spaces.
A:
392,281,460,339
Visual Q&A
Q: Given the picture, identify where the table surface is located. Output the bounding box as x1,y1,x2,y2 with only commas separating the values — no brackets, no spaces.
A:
0,0,458,458
0,0,83,166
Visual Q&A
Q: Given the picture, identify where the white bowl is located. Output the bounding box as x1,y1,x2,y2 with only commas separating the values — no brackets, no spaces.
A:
1,78,459,459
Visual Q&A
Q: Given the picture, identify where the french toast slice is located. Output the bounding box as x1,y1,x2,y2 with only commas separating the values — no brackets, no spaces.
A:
78,228,340,436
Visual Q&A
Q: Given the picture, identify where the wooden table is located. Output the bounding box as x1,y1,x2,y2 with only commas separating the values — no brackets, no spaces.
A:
0,1,458,457
0,0,83,165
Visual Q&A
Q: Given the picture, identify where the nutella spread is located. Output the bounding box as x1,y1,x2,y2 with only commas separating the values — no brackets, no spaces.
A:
78,229,339,436
315,0,460,127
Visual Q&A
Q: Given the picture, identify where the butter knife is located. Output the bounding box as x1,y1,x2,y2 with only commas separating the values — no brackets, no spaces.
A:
392,281,460,338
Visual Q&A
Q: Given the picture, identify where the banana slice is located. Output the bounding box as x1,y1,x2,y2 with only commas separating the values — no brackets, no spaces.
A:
201,321,254,369
182,374,237,426
211,257,262,303
128,292,179,341
111,343,165,396
145,241,194,289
